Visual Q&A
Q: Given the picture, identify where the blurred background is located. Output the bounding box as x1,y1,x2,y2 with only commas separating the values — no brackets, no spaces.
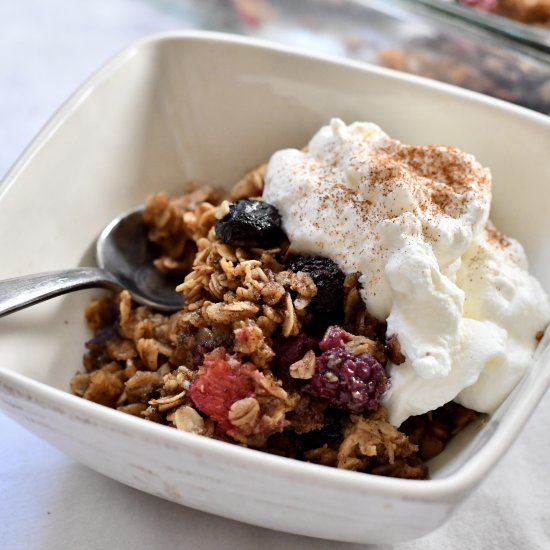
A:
2,0,550,179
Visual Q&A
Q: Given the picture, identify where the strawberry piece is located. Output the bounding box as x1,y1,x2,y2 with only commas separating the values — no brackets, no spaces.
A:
189,348,257,433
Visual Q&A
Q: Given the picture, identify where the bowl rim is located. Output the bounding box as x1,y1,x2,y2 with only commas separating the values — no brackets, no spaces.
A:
1,29,550,501
3,28,550,196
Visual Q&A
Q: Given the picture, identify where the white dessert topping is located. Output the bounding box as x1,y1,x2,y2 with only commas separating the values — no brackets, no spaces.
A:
263,119,550,425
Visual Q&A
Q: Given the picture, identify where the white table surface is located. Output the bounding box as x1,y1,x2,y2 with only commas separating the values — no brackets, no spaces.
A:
1,1,549,549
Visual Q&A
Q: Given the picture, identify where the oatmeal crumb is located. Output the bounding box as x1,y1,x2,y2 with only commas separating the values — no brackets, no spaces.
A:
172,406,206,434
71,163,481,481
289,350,317,380
228,397,261,432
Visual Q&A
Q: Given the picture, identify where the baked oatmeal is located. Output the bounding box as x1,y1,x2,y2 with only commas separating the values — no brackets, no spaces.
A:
71,120,549,479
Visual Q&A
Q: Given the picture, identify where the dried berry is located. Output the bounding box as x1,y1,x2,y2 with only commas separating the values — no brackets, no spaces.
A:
287,255,345,321
301,408,347,450
215,199,284,248
306,341,389,414
85,324,118,350
272,332,320,376
188,348,257,433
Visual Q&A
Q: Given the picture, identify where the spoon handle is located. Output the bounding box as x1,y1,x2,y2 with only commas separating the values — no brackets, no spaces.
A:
0,268,121,319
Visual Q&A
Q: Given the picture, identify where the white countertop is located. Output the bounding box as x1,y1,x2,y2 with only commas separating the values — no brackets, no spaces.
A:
1,1,549,548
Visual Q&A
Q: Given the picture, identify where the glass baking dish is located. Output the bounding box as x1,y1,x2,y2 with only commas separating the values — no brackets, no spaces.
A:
410,0,550,51
170,0,550,115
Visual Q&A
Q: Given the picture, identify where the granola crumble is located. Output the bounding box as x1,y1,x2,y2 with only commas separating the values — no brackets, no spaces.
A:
71,164,480,480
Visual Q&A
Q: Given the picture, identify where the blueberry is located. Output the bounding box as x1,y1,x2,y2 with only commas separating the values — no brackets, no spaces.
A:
215,199,284,248
288,255,345,321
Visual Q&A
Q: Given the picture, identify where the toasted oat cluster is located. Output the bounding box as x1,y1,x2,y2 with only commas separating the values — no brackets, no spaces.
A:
70,166,478,479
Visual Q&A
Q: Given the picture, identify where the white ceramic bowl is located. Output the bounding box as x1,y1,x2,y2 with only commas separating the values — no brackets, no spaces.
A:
1,31,550,544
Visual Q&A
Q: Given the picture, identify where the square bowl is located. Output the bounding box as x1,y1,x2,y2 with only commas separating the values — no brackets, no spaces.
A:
1,31,550,544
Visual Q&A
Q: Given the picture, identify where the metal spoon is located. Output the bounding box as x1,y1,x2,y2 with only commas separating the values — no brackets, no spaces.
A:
0,207,183,318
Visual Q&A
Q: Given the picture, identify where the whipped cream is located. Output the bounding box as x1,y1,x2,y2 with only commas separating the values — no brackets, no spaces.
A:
263,119,549,426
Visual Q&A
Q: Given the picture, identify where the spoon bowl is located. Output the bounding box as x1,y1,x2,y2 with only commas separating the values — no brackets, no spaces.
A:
0,206,183,318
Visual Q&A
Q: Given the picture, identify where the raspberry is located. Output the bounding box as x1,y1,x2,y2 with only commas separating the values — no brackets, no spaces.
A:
287,255,345,322
189,348,257,432
319,325,353,351
215,199,284,248
306,343,389,415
